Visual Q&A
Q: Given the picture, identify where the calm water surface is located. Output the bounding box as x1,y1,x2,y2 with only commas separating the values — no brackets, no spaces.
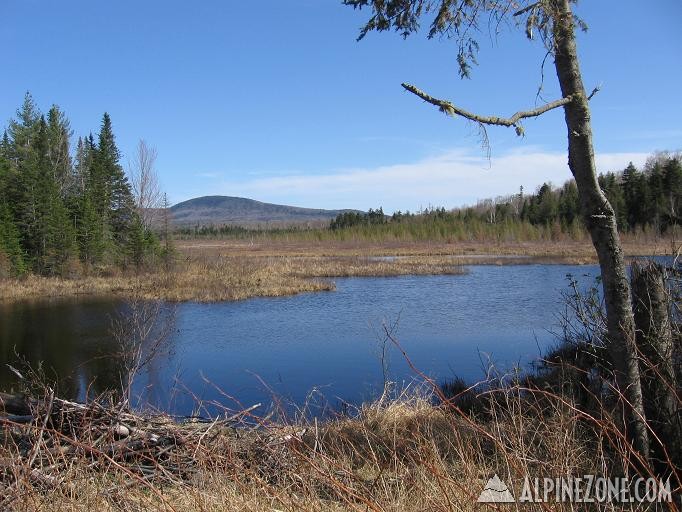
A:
0,264,602,416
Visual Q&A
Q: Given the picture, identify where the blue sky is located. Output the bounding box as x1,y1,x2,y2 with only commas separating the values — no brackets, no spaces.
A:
1,0,680,212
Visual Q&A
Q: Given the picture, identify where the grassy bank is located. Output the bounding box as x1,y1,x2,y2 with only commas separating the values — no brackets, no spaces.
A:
2,380,677,511
0,254,466,303
1,236,675,303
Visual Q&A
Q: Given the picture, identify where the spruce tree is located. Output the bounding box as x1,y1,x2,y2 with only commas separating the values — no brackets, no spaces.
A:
126,214,147,269
94,113,136,263
27,118,76,275
11,111,42,264
623,162,646,229
77,134,106,265
7,92,40,166
46,105,73,197
0,144,25,276
663,157,682,225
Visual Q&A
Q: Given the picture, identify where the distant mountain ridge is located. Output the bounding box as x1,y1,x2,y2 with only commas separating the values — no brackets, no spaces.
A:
170,195,359,227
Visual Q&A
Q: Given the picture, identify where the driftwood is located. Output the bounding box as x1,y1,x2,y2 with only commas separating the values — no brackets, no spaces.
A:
0,392,33,416
0,390,262,505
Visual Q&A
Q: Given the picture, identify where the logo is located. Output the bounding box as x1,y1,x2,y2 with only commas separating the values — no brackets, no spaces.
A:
478,474,515,503
476,475,672,504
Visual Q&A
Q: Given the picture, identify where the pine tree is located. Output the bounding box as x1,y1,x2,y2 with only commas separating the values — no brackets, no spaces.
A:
558,180,580,226
622,162,646,230
72,137,88,196
0,143,25,276
645,159,666,231
46,105,74,197
535,183,558,225
8,92,40,166
93,113,136,263
598,172,627,230
11,119,42,264
663,157,682,226
27,118,76,275
126,214,148,269
161,192,174,272
76,135,106,266
1,96,163,275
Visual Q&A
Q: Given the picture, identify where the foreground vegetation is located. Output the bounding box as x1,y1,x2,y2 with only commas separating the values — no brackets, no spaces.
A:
0,385,626,511
2,359,679,511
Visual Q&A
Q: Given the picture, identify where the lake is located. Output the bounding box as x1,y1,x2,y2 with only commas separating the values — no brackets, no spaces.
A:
0,264,602,417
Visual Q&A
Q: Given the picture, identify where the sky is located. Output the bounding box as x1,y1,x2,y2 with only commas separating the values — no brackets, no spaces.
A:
1,0,681,212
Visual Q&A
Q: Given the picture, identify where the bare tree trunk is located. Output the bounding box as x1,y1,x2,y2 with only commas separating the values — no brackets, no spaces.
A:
129,139,162,230
631,260,681,472
552,0,649,459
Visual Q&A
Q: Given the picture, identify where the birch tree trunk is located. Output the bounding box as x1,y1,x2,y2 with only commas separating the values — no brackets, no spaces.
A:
551,0,649,458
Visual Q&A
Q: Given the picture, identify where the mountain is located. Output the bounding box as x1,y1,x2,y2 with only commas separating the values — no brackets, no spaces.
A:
169,196,358,227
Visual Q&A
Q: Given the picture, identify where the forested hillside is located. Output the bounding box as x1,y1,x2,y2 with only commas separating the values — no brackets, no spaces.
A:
325,153,682,242
171,195,357,227
0,93,160,277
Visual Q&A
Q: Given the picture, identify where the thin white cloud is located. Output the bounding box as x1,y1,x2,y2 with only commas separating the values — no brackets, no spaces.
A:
208,148,648,213
194,171,224,179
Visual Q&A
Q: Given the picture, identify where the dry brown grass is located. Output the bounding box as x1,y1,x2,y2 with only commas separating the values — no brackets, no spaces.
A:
5,381,672,512
0,254,465,303
0,258,330,303
1,235,673,304
176,235,675,261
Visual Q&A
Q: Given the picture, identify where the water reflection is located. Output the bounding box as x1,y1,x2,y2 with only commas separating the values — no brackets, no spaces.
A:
0,298,177,404
0,265,604,415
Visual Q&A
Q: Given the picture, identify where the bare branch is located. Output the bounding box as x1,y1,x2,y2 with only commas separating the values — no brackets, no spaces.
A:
512,2,542,18
587,85,601,100
401,82,576,136
129,139,162,230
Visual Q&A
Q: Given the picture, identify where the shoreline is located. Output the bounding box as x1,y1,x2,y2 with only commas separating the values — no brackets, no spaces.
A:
0,239,673,304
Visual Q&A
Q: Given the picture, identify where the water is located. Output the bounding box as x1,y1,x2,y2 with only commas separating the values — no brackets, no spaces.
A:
0,264,603,416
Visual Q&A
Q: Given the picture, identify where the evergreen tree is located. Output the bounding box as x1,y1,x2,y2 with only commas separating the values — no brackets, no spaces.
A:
26,118,76,275
558,180,580,226
72,137,88,196
533,183,558,225
46,105,74,197
623,162,647,229
0,95,162,275
663,157,682,226
127,214,146,269
598,172,627,230
93,113,136,262
0,144,25,276
7,92,40,166
77,135,106,265
645,159,666,231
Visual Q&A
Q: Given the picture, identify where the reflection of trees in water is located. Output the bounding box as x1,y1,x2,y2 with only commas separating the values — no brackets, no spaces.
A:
121,303,178,410
0,299,175,402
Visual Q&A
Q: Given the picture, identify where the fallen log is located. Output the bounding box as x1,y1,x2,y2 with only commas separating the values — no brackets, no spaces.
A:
0,392,31,416
0,414,33,424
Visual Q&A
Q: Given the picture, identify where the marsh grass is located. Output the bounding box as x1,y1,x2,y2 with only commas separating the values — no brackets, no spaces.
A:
1,233,673,304
0,254,468,303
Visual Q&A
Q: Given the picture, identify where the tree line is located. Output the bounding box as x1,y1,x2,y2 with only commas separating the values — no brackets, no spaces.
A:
328,152,682,238
0,93,162,277
330,207,387,229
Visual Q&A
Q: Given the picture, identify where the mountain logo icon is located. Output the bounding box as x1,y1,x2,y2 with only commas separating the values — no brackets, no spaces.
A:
477,474,515,503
